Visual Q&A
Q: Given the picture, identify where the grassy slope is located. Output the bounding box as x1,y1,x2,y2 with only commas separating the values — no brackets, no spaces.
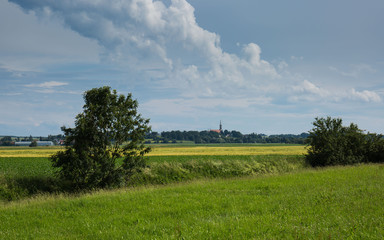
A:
0,155,306,200
0,155,304,177
1,164,383,239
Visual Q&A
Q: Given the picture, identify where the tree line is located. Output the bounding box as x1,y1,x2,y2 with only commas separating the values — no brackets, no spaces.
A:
146,131,309,144
1,131,308,146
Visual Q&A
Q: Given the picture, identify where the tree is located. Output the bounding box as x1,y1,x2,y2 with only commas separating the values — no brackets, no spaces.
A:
306,117,375,167
0,136,14,146
29,140,38,147
50,86,151,190
365,133,384,163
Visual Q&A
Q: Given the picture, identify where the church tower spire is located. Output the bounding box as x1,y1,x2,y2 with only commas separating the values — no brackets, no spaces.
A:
219,120,222,133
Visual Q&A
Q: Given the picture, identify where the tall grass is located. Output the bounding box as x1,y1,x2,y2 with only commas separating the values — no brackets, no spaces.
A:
0,155,306,201
130,155,306,185
1,164,383,239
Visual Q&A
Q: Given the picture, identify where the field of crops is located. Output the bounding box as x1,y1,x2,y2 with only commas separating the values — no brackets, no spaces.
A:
0,144,306,157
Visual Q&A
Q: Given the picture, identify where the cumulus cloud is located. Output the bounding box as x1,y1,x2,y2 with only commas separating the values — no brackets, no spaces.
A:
350,89,381,102
9,0,279,97
292,80,382,103
9,0,381,105
293,80,329,97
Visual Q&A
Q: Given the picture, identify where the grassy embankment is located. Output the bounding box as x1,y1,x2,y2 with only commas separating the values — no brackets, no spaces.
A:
0,145,306,201
0,164,383,239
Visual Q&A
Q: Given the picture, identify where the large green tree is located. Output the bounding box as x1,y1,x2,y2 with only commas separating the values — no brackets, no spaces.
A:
306,117,384,167
50,86,151,189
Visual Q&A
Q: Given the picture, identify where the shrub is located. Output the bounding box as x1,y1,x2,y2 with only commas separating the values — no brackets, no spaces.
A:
29,140,37,147
306,117,384,167
365,133,384,163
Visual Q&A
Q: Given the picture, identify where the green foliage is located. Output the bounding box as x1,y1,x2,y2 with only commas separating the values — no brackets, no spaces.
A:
29,140,37,147
0,136,14,146
1,165,383,239
365,133,384,163
155,130,307,144
50,86,151,190
129,156,306,186
306,117,384,166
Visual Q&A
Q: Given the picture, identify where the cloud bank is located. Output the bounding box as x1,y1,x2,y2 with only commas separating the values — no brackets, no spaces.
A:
9,0,280,97
2,0,384,136
9,0,382,103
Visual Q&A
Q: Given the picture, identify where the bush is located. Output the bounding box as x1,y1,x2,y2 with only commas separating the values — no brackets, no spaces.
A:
365,133,384,163
29,140,37,147
306,117,384,167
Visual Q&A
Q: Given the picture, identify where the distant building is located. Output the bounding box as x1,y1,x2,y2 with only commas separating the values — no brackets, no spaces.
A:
15,141,54,146
210,121,223,134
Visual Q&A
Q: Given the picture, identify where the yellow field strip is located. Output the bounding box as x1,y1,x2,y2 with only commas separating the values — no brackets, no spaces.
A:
148,146,306,156
0,145,306,157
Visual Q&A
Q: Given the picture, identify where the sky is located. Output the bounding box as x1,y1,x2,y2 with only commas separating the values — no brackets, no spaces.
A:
0,0,383,136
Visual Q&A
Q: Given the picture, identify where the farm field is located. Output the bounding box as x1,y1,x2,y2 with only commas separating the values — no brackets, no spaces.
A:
1,164,383,239
0,144,306,157
0,144,307,202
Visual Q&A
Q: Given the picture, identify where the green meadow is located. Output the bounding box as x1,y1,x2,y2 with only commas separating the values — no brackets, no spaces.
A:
0,154,306,201
1,164,383,239
1,145,383,239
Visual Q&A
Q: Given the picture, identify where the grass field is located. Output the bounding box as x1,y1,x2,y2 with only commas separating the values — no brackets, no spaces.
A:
0,155,305,176
1,164,383,239
0,154,307,201
0,145,383,238
0,144,306,157
0,144,307,201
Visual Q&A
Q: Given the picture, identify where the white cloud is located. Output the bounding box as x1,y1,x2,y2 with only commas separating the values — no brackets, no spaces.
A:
24,81,68,88
5,0,384,136
293,80,329,97
141,97,272,117
292,80,382,103
0,0,100,71
9,0,279,98
350,89,381,102
329,64,376,78
277,61,288,71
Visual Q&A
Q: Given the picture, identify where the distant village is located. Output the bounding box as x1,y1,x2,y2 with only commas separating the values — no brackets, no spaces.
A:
0,122,309,146
0,135,66,147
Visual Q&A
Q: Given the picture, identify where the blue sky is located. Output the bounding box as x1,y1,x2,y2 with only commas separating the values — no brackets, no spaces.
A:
1,0,383,136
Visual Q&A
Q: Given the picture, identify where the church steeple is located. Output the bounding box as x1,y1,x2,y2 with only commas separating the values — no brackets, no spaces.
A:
219,120,222,132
